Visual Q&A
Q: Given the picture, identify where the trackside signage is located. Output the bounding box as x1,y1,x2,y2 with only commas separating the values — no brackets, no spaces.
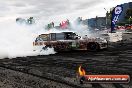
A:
111,5,123,32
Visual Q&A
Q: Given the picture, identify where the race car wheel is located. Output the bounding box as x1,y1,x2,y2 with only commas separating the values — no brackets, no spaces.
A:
87,42,99,51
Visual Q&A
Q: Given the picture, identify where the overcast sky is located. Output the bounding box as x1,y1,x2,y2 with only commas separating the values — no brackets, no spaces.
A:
0,0,131,23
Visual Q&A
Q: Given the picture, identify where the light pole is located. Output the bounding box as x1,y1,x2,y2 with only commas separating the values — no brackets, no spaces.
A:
129,16,132,25
104,8,108,29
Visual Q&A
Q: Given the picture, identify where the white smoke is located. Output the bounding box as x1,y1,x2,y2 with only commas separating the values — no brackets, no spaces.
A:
0,19,56,59
71,21,92,37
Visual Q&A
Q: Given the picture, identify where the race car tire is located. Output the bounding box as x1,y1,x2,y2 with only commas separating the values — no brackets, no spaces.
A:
87,42,100,51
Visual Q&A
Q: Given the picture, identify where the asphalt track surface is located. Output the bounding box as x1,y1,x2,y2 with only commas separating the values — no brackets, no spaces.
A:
0,42,132,88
